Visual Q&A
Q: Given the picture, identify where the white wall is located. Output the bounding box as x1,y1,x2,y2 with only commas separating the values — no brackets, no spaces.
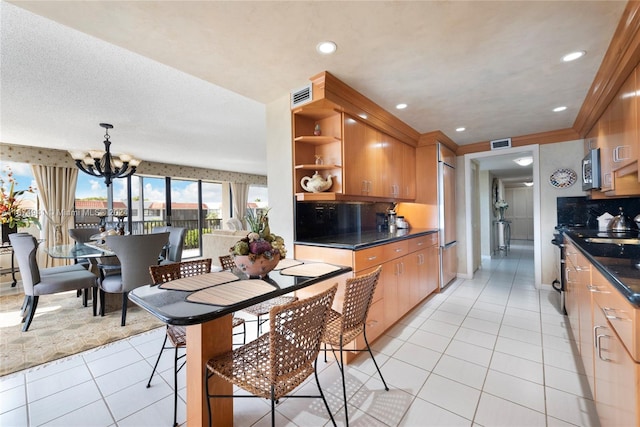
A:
265,95,295,254
539,139,587,285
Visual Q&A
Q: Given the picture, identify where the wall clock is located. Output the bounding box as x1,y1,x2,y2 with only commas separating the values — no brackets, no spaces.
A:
549,168,577,188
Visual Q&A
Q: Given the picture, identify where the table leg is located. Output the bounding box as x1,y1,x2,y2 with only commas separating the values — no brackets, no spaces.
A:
186,314,233,426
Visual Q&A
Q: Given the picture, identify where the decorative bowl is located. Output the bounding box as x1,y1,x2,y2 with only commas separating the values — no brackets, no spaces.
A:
233,253,280,278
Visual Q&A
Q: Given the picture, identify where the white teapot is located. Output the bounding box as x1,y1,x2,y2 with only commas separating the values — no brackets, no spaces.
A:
300,171,332,193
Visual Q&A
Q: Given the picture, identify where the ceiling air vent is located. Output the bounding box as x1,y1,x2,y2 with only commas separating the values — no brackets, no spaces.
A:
291,84,312,108
490,138,512,150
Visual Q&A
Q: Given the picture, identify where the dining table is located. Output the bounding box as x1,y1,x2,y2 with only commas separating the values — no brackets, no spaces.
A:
128,259,352,426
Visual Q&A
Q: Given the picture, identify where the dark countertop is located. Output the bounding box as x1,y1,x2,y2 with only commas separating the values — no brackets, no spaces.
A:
564,230,640,306
129,264,352,326
294,228,439,250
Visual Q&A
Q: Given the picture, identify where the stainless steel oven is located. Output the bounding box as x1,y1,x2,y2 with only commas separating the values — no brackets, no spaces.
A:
581,148,600,191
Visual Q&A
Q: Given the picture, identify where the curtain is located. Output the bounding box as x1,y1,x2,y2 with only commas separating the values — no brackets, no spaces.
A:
230,182,249,230
32,165,78,267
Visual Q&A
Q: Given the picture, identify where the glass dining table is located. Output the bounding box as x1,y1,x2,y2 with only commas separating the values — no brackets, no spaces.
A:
128,261,352,426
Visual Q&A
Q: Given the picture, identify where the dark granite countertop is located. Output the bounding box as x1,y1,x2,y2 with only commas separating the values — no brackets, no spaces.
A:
564,230,640,306
294,228,439,250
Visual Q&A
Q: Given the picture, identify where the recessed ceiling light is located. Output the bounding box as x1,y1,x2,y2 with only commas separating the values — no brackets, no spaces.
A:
553,106,567,112
524,181,534,187
316,41,337,55
562,51,585,62
513,157,533,166
395,103,407,110
456,127,466,132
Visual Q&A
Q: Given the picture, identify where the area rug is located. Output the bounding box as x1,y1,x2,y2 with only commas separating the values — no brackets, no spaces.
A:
0,291,164,376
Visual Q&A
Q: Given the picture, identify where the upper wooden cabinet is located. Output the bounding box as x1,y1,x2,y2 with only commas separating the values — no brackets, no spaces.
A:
589,64,640,197
292,107,344,199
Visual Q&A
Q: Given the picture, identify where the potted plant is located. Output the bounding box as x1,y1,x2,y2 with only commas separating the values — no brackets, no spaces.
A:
229,209,286,278
0,167,40,243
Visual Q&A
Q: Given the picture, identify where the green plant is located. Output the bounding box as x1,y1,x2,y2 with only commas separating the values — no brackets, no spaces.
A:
0,167,40,229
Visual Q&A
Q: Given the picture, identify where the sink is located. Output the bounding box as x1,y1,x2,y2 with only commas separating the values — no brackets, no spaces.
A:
584,237,640,245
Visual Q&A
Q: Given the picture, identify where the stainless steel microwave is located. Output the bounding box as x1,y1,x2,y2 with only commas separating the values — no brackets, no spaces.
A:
581,148,600,191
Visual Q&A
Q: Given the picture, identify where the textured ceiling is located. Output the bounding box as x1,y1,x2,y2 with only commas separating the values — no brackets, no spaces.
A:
0,1,627,177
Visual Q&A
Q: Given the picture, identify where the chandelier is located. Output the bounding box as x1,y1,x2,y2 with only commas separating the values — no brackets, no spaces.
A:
69,123,141,187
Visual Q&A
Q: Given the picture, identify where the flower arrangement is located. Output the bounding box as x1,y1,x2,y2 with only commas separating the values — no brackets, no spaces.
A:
494,199,509,210
230,209,286,261
0,167,40,229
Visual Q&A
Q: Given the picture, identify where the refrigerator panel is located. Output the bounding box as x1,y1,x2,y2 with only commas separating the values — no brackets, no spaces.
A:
440,242,457,288
439,162,456,245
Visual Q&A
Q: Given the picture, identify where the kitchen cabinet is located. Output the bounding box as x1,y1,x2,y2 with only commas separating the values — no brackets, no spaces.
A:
592,297,639,427
342,114,415,200
294,232,439,361
564,236,640,426
589,64,640,197
292,107,344,200
343,115,381,196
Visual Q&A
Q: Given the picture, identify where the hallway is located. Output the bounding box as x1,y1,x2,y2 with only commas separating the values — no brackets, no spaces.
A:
0,240,599,426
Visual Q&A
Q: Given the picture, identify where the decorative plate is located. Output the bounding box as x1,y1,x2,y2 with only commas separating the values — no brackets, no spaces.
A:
549,168,577,188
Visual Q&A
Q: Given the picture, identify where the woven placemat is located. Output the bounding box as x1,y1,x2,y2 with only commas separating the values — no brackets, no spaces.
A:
279,262,341,277
186,280,276,306
159,271,239,291
274,258,304,270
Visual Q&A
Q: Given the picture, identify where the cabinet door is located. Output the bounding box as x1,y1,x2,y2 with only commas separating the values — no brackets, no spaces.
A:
343,116,380,196
424,244,440,297
593,302,639,427
613,68,638,170
402,142,416,199
576,254,595,392
564,244,580,344
381,259,400,324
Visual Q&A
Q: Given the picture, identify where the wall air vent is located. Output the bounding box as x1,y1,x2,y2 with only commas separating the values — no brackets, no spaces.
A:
490,138,512,150
291,84,313,108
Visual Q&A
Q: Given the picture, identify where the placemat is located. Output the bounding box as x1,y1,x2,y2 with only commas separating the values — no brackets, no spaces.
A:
279,262,341,277
186,280,276,306
159,271,239,291
274,258,304,270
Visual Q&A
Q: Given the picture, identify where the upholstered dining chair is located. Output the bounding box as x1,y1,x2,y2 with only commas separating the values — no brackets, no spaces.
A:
68,227,109,306
218,255,298,334
205,284,338,427
151,226,186,265
98,232,169,326
321,265,388,426
9,233,98,332
147,258,245,427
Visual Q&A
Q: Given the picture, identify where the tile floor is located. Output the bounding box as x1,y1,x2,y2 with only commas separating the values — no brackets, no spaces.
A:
0,240,601,426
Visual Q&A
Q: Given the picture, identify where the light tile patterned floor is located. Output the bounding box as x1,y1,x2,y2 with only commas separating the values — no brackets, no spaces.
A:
0,241,601,426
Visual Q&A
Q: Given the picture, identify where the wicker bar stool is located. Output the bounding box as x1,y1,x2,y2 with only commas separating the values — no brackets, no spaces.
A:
321,266,388,426
205,284,339,427
219,255,298,334
147,258,245,427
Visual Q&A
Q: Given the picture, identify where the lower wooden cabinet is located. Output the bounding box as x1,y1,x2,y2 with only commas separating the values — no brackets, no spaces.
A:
294,233,440,361
592,298,639,427
564,236,640,427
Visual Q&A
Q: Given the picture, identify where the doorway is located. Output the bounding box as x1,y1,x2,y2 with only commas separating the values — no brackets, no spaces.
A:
463,145,542,287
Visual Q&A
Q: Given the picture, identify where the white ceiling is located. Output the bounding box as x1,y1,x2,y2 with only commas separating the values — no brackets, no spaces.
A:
0,1,627,178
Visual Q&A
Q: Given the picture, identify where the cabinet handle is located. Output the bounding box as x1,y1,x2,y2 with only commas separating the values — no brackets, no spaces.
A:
602,307,629,321
367,255,377,261
593,325,606,348
575,265,590,272
613,145,630,163
587,285,609,294
400,262,404,275
596,334,611,361
417,242,423,246
395,248,402,252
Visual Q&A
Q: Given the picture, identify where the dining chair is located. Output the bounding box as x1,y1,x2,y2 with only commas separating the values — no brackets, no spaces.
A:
205,284,339,427
218,255,298,334
9,233,98,331
152,226,186,264
147,258,245,427
321,265,388,426
98,232,169,326
68,227,107,306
